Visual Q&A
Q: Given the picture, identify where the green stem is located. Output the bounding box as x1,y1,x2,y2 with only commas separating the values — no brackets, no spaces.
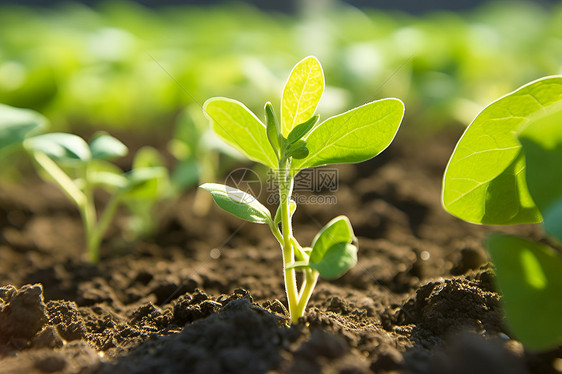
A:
88,193,123,263
295,269,319,317
80,163,99,263
279,166,299,323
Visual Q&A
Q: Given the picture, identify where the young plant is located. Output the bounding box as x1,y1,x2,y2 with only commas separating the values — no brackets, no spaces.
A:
442,75,562,350
200,57,404,323
168,104,244,216
0,104,167,263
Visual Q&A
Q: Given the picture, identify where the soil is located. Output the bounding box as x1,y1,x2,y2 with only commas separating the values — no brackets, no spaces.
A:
0,128,560,374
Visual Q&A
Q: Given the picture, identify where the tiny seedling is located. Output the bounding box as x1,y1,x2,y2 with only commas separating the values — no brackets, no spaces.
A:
0,104,167,263
168,104,244,216
200,57,404,323
442,76,562,350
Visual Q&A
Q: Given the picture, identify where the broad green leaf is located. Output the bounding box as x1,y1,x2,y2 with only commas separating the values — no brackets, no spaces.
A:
89,132,128,160
486,234,562,351
200,183,271,224
518,103,562,241
204,98,277,169
309,216,357,279
25,133,91,162
0,104,48,152
291,98,404,171
281,56,324,137
443,76,562,224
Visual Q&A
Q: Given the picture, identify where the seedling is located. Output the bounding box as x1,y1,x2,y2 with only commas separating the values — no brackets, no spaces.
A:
442,76,562,350
200,57,404,323
0,104,167,263
168,104,244,216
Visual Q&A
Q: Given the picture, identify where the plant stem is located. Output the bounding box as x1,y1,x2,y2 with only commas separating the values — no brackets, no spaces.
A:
279,166,299,323
295,269,319,317
88,193,123,263
80,163,99,263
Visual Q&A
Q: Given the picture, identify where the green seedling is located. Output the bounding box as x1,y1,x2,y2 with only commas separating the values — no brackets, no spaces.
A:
442,76,562,350
168,104,244,216
200,57,404,323
0,104,167,263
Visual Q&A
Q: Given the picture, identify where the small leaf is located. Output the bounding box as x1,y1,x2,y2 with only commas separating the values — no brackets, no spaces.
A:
89,132,128,160
122,167,168,199
265,102,281,158
291,98,404,171
310,243,358,280
486,234,562,350
286,115,319,145
87,160,128,190
281,56,324,137
25,133,91,162
443,76,562,224
284,139,309,160
0,104,47,152
309,216,357,279
133,146,166,169
204,98,277,169
200,183,272,224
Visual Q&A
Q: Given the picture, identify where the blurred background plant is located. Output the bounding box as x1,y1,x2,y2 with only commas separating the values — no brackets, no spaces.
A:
0,0,561,197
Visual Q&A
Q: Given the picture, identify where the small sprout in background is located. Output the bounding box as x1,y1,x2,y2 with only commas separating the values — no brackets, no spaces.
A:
0,104,167,263
168,104,244,216
200,56,404,323
442,75,562,351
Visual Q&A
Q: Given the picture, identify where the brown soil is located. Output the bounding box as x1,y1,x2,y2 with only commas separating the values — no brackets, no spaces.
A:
0,129,560,374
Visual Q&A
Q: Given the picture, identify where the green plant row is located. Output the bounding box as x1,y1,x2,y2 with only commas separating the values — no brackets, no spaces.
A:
0,1,561,131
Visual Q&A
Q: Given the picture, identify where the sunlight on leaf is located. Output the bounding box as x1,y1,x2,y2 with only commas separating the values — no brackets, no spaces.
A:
281,56,324,137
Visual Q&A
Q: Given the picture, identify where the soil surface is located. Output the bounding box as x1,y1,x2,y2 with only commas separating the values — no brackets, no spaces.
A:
0,128,560,374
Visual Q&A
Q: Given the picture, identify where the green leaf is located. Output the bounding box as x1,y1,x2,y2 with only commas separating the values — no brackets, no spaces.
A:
200,183,272,224
517,103,562,241
265,102,281,158
0,104,48,152
286,115,319,145
25,133,91,162
122,167,168,199
204,98,277,169
89,132,128,160
291,98,404,171
486,234,562,351
133,146,166,169
281,56,324,137
86,160,128,190
443,76,562,224
285,139,309,160
309,216,357,279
